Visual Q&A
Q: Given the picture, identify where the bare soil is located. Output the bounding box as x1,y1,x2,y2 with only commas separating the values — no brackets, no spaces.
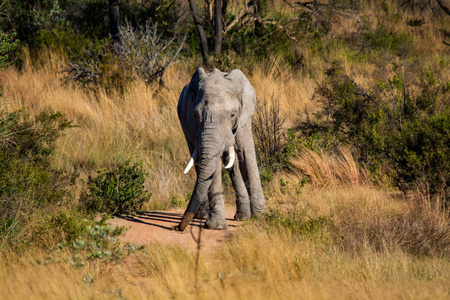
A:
107,209,243,253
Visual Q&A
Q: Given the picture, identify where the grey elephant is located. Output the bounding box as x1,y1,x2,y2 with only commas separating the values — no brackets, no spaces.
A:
176,68,265,231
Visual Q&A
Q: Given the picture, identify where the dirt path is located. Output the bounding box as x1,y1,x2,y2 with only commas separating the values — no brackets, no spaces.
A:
108,209,242,253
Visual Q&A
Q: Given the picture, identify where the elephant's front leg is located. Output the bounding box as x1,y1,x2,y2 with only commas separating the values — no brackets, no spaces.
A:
204,160,228,230
228,161,251,220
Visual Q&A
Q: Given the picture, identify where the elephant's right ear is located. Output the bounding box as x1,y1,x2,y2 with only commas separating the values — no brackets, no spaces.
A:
227,69,257,127
187,68,207,95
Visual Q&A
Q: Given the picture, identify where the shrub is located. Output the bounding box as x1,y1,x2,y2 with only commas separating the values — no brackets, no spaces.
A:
297,63,450,204
261,207,332,237
0,32,19,70
362,27,414,56
36,22,93,58
114,21,186,87
34,223,142,269
80,160,151,216
253,96,297,173
0,108,73,252
64,21,185,90
0,109,73,161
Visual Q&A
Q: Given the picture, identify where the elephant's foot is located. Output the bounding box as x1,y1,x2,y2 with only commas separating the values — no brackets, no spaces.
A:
234,210,251,221
204,217,228,230
194,211,207,220
194,205,209,220
235,198,251,220
250,196,266,217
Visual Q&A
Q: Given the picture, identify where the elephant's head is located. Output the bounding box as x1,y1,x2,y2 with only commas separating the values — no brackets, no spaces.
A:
177,68,256,231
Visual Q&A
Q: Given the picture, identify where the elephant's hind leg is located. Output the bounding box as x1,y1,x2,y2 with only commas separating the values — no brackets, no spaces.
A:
204,160,228,230
236,128,265,216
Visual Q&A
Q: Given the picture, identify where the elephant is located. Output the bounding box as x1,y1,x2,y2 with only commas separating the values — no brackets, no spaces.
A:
176,68,265,231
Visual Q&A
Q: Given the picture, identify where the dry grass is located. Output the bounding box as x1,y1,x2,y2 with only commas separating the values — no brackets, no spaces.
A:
1,185,449,299
290,147,367,187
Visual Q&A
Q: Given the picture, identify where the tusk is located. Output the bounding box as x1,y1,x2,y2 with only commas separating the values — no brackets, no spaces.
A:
225,146,235,169
183,148,197,174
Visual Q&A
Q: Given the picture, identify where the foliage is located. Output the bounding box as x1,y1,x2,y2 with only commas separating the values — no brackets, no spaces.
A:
0,31,19,70
0,108,74,252
0,109,73,161
36,22,94,58
80,160,151,216
362,27,414,57
35,223,144,270
253,96,297,173
297,63,450,204
63,47,132,90
261,207,332,236
169,194,185,208
64,21,185,89
114,21,186,86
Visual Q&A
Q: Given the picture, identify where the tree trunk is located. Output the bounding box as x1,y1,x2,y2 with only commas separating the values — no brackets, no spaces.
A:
214,0,223,55
108,0,121,43
188,0,211,69
254,0,264,38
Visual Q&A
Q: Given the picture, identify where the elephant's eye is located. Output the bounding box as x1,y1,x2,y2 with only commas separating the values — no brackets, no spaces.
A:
231,113,236,118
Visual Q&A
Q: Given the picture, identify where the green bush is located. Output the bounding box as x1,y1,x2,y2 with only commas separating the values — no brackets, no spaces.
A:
80,160,151,216
0,108,74,252
0,32,19,70
262,207,332,236
64,48,133,91
1,109,73,161
297,63,450,204
37,22,94,58
34,223,142,269
362,27,414,55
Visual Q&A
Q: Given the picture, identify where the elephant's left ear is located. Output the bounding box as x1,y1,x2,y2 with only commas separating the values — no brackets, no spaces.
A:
226,69,257,126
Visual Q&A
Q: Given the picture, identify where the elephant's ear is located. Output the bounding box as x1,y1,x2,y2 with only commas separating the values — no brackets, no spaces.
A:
178,68,207,121
226,69,256,127
187,68,207,96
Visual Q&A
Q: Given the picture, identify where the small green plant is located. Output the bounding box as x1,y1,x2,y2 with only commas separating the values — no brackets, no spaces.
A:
80,160,151,216
169,194,185,208
262,207,332,236
36,223,143,268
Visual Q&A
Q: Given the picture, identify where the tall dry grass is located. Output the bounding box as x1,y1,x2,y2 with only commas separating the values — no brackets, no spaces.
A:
290,147,367,187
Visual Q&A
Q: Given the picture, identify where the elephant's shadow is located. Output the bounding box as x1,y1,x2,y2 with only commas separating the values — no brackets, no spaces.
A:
114,211,239,230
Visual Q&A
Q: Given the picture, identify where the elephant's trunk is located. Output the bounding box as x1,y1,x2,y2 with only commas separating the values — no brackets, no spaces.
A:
177,128,222,231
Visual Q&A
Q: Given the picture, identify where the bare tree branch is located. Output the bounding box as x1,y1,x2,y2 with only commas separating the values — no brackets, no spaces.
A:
223,8,249,35
116,21,186,86
261,19,299,42
436,0,450,15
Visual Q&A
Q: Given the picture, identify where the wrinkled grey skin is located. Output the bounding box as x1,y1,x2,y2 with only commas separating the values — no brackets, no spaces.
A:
176,68,265,230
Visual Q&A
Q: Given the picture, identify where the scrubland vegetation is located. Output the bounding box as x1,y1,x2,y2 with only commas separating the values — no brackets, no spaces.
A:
1,0,449,299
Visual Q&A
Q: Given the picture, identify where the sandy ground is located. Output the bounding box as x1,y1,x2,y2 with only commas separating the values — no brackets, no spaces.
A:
107,209,243,252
